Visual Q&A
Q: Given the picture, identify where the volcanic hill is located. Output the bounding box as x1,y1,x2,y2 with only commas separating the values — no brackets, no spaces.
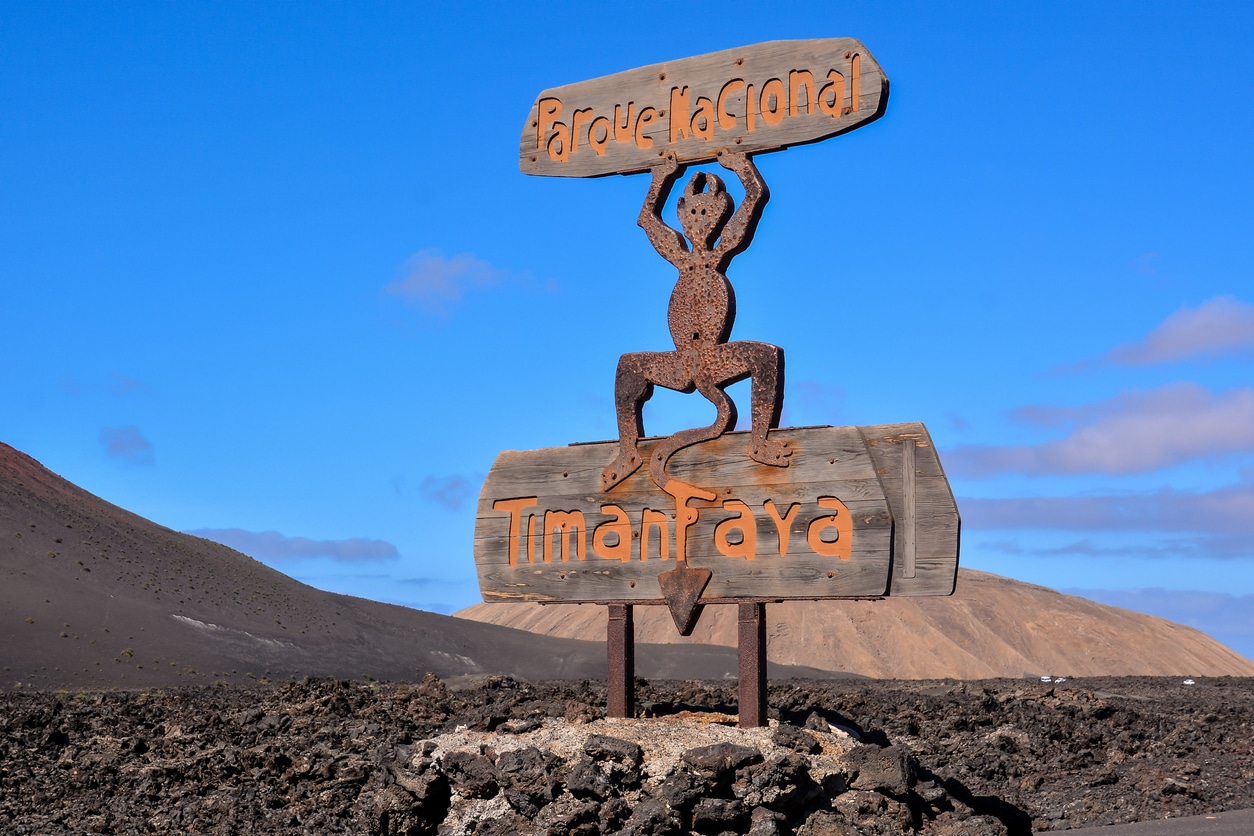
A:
0,442,837,691
458,571,1254,679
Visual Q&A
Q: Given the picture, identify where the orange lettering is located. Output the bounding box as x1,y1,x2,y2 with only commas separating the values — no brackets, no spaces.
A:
588,115,611,156
745,83,756,132
613,102,635,144
593,504,632,561
818,70,846,117
788,70,816,116
669,86,691,143
717,79,744,131
690,95,715,141
759,78,785,126
850,53,861,112
571,108,594,155
492,497,538,567
714,500,757,560
634,107,657,149
544,509,587,562
641,508,669,560
537,98,562,149
807,497,852,560
763,500,800,556
546,122,570,162
527,512,539,564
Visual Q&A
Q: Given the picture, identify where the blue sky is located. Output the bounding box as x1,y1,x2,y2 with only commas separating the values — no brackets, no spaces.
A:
3,2,1252,660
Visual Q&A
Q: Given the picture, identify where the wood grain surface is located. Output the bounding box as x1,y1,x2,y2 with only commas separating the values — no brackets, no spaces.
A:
474,424,958,604
859,423,961,597
519,39,888,178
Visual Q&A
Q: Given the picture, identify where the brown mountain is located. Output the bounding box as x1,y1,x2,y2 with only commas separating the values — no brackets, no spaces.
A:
0,442,842,691
458,569,1254,679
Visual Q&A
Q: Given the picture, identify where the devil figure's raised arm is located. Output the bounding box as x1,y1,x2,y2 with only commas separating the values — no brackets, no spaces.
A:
711,150,769,265
637,152,688,268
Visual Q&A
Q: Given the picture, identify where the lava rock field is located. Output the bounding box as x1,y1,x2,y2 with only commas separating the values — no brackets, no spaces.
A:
1,675,1250,834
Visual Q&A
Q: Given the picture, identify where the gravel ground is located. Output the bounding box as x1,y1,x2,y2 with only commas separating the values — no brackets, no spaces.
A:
0,675,1249,834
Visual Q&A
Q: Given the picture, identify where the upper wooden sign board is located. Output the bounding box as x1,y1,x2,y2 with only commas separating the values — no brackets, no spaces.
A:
519,38,889,178
473,423,959,604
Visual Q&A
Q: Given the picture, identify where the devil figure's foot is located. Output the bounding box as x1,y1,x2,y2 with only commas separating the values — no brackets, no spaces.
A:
748,437,792,467
602,448,643,491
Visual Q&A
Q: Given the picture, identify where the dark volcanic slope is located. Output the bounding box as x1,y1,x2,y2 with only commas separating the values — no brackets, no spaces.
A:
0,443,840,690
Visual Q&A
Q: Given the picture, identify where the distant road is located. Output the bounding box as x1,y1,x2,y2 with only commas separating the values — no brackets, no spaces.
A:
1078,809,1254,834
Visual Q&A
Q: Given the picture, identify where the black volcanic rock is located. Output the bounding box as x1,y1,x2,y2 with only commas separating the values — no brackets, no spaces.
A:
846,744,914,796
692,796,749,831
497,745,559,816
773,722,821,754
0,676,1250,834
658,767,708,811
584,733,644,766
441,750,499,798
683,741,764,777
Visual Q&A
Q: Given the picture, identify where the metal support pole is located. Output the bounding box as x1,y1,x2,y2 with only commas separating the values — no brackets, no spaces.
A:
606,603,635,718
737,601,768,727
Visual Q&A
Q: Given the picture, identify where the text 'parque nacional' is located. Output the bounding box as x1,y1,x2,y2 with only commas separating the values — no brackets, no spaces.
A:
519,38,888,178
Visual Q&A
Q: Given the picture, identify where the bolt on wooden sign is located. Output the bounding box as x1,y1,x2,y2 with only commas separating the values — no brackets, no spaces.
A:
479,39,957,633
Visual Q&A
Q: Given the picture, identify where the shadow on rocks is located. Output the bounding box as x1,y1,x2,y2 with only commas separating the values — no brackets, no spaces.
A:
777,705,892,748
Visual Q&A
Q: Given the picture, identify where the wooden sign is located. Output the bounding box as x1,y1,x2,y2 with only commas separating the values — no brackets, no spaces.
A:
519,38,889,178
473,423,958,604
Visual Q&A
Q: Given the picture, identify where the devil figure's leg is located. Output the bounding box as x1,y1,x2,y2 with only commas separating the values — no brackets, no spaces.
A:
603,351,693,491
743,341,790,466
705,341,791,467
646,379,737,490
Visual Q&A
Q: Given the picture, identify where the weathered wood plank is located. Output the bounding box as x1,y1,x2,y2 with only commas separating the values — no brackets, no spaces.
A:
858,423,960,597
520,38,889,178
902,438,917,579
474,424,957,603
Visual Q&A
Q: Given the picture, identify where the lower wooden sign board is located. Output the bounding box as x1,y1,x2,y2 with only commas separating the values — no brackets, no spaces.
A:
473,423,959,605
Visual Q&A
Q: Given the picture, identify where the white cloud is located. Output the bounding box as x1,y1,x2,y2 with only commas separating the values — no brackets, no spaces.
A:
382,249,505,314
948,383,1254,477
960,481,1254,539
419,474,475,511
1105,295,1254,365
99,425,154,465
66,373,149,396
187,528,400,562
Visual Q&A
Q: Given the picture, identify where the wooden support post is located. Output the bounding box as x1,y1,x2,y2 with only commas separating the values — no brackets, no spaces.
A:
606,603,635,718
737,601,768,728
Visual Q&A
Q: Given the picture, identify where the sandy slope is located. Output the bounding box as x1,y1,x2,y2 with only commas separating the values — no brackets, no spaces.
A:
457,569,1254,679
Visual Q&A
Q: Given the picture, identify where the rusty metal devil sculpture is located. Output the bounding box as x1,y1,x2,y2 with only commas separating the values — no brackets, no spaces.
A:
601,149,790,632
